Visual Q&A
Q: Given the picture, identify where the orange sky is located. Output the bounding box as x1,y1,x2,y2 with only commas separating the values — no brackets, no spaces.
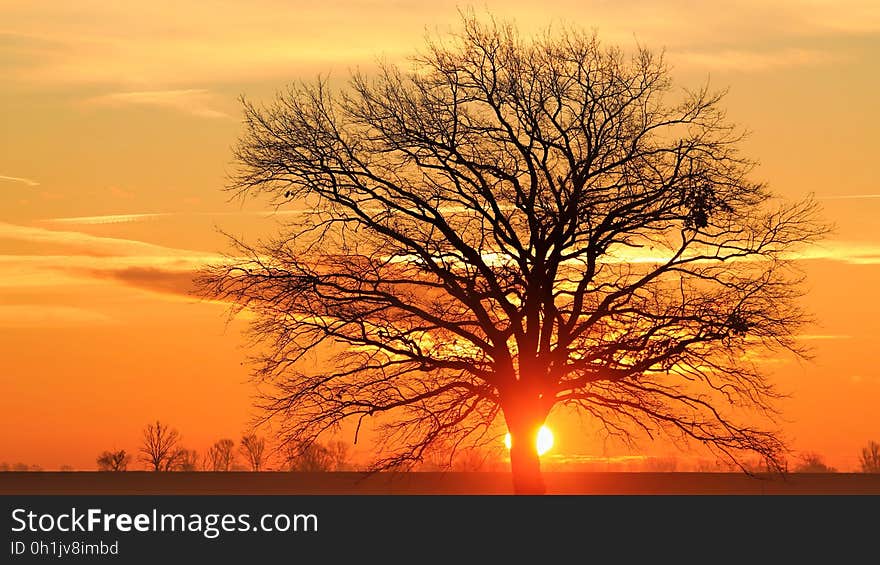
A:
2,1,880,471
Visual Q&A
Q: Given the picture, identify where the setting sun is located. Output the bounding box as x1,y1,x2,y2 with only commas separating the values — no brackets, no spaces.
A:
504,426,554,456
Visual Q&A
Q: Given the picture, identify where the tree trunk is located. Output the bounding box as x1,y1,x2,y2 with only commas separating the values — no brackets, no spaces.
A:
507,420,546,494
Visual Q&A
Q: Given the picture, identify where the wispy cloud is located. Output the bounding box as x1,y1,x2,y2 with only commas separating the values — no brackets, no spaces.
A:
0,222,220,298
0,221,210,257
802,0,880,34
0,254,208,299
0,174,39,187
817,194,880,200
44,213,169,225
0,305,113,328
601,239,880,266
794,242,880,265
793,334,853,341
850,374,880,384
82,266,200,297
83,89,229,119
673,48,837,72
41,210,310,225
5,0,878,88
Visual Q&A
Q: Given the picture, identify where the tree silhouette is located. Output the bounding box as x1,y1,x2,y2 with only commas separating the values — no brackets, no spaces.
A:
207,439,236,471
794,452,836,473
96,449,131,471
174,448,201,471
859,441,880,473
239,434,268,471
286,440,350,472
139,421,182,471
199,14,826,493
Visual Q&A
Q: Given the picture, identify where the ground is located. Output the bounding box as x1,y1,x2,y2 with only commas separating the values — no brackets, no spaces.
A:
2,472,880,494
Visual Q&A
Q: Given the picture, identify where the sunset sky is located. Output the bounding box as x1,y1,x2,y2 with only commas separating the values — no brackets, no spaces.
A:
2,0,879,471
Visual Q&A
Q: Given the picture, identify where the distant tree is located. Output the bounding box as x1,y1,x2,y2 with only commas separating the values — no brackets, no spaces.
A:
420,444,503,471
794,452,836,473
859,441,880,473
139,421,182,471
286,441,350,472
8,463,42,471
207,439,236,471
740,455,788,474
452,446,504,472
644,457,679,472
691,458,742,473
239,434,267,471
173,448,201,471
199,13,827,493
692,459,722,472
96,450,131,471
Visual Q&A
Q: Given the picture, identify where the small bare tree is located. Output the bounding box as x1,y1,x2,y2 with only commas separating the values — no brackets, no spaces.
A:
859,441,880,473
239,434,267,471
96,449,131,471
139,421,182,471
207,439,236,471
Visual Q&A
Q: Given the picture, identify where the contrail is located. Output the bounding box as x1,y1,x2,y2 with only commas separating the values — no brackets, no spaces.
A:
0,175,40,187
41,210,310,225
816,194,880,200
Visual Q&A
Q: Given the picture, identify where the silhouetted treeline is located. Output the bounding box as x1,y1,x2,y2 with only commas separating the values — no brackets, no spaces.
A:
6,432,879,473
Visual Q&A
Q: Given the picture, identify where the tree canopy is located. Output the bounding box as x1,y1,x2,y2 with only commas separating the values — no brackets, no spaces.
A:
199,14,826,493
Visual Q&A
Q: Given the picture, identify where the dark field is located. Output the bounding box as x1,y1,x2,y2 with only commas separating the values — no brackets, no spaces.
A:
2,472,880,495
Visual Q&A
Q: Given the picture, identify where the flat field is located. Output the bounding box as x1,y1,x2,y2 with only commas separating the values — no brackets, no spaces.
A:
2,472,880,495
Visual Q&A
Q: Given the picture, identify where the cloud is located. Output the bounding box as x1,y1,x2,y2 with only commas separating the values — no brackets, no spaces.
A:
84,89,229,119
44,213,169,226
850,374,880,384
794,242,880,265
0,253,211,291
0,221,212,258
40,210,310,225
6,0,876,88
817,194,880,200
21,219,880,270
798,0,880,34
109,186,134,200
600,238,880,266
0,174,39,187
82,266,200,298
0,305,113,328
673,48,837,72
0,221,220,299
793,334,853,341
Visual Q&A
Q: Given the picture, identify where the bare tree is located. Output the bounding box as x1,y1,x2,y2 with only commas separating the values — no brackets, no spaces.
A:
139,421,182,471
207,439,236,471
859,441,880,473
199,14,826,493
96,449,131,471
239,434,267,471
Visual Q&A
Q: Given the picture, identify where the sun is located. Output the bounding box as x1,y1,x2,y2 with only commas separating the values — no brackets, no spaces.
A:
504,425,554,456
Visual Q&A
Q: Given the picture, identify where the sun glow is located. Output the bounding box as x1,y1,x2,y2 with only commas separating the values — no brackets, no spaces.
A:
504,426,554,456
